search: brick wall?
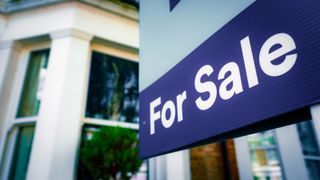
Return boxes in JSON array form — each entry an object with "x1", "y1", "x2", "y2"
[{"x1": 190, "y1": 140, "x2": 239, "y2": 180}]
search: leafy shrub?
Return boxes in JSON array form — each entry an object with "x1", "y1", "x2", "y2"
[{"x1": 78, "y1": 126, "x2": 142, "y2": 180}]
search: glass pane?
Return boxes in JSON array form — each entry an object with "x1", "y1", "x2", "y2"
[
  {"x1": 296, "y1": 120, "x2": 320, "y2": 156},
  {"x1": 247, "y1": 131, "x2": 283, "y2": 180},
  {"x1": 86, "y1": 52, "x2": 139, "y2": 123},
  {"x1": 9, "y1": 126, "x2": 35, "y2": 180},
  {"x1": 77, "y1": 125, "x2": 146, "y2": 180},
  {"x1": 17, "y1": 50, "x2": 50, "y2": 117},
  {"x1": 305, "y1": 160, "x2": 320, "y2": 180}
]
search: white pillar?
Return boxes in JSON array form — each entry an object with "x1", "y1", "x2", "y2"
[
  {"x1": 149, "y1": 150, "x2": 190, "y2": 180},
  {"x1": 0, "y1": 41, "x2": 21, "y2": 101},
  {"x1": 166, "y1": 150, "x2": 190, "y2": 180},
  {"x1": 0, "y1": 41, "x2": 22, "y2": 165},
  {"x1": 275, "y1": 125, "x2": 309, "y2": 180},
  {"x1": 149, "y1": 155, "x2": 167, "y2": 180},
  {"x1": 234, "y1": 137, "x2": 254, "y2": 180},
  {"x1": 27, "y1": 29, "x2": 93, "y2": 180},
  {"x1": 310, "y1": 104, "x2": 320, "y2": 148},
  {"x1": 0, "y1": 42, "x2": 12, "y2": 94}
]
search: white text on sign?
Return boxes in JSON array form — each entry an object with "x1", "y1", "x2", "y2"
[{"x1": 149, "y1": 33, "x2": 297, "y2": 135}]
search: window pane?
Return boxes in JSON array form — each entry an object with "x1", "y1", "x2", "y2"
[
  {"x1": 247, "y1": 131, "x2": 283, "y2": 180},
  {"x1": 296, "y1": 120, "x2": 320, "y2": 156},
  {"x1": 17, "y1": 50, "x2": 50, "y2": 117},
  {"x1": 296, "y1": 120, "x2": 320, "y2": 180},
  {"x1": 9, "y1": 126, "x2": 35, "y2": 180},
  {"x1": 305, "y1": 160, "x2": 320, "y2": 180},
  {"x1": 86, "y1": 52, "x2": 139, "y2": 123}
]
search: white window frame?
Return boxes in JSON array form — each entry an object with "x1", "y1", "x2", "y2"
[{"x1": 0, "y1": 42, "x2": 50, "y2": 180}]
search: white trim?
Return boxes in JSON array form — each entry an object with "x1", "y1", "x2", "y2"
[
  {"x1": 91, "y1": 42, "x2": 138, "y2": 62},
  {"x1": 82, "y1": 118, "x2": 138, "y2": 130},
  {"x1": 50, "y1": 29, "x2": 94, "y2": 41},
  {"x1": 12, "y1": 116, "x2": 37, "y2": 126},
  {"x1": 10, "y1": 44, "x2": 50, "y2": 122}
]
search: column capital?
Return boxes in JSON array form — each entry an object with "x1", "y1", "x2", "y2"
[
  {"x1": 50, "y1": 28, "x2": 94, "y2": 42},
  {"x1": 0, "y1": 40, "x2": 22, "y2": 51}
]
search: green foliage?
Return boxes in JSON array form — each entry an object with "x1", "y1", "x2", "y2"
[{"x1": 79, "y1": 126, "x2": 142, "y2": 180}]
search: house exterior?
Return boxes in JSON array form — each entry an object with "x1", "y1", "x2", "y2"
[
  {"x1": 0, "y1": 0, "x2": 319, "y2": 180},
  {"x1": 0, "y1": 0, "x2": 141, "y2": 179}
]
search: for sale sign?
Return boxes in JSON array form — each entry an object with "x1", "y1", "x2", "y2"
[{"x1": 139, "y1": 0, "x2": 320, "y2": 158}]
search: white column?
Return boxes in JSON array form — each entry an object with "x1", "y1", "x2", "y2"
[
  {"x1": 234, "y1": 137, "x2": 254, "y2": 180},
  {"x1": 149, "y1": 150, "x2": 190, "y2": 180},
  {"x1": 275, "y1": 125, "x2": 309, "y2": 180},
  {"x1": 0, "y1": 41, "x2": 21, "y2": 101},
  {"x1": 0, "y1": 42, "x2": 12, "y2": 94},
  {"x1": 27, "y1": 29, "x2": 93, "y2": 180},
  {"x1": 149, "y1": 155, "x2": 167, "y2": 180},
  {"x1": 310, "y1": 104, "x2": 320, "y2": 148},
  {"x1": 0, "y1": 41, "x2": 22, "y2": 165},
  {"x1": 166, "y1": 150, "x2": 190, "y2": 180}
]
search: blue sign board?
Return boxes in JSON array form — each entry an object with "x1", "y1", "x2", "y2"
[
  {"x1": 169, "y1": 0, "x2": 180, "y2": 11},
  {"x1": 139, "y1": 0, "x2": 320, "y2": 158}
]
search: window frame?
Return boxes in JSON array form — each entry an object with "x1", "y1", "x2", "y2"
[
  {"x1": 297, "y1": 118, "x2": 320, "y2": 179},
  {"x1": 247, "y1": 130, "x2": 285, "y2": 180},
  {"x1": 81, "y1": 42, "x2": 139, "y2": 130},
  {"x1": 0, "y1": 42, "x2": 50, "y2": 180}
]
